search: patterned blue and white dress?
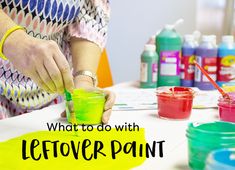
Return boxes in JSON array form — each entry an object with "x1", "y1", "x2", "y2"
[{"x1": 0, "y1": 0, "x2": 110, "y2": 119}]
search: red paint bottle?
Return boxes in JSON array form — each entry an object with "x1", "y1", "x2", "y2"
[{"x1": 157, "y1": 87, "x2": 194, "y2": 119}]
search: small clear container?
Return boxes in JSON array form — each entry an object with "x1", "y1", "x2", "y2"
[
  {"x1": 65, "y1": 89, "x2": 105, "y2": 125},
  {"x1": 156, "y1": 87, "x2": 194, "y2": 119},
  {"x1": 186, "y1": 122, "x2": 235, "y2": 170},
  {"x1": 218, "y1": 92, "x2": 235, "y2": 123}
]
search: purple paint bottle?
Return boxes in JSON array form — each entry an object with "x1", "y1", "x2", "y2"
[
  {"x1": 194, "y1": 35, "x2": 218, "y2": 90},
  {"x1": 181, "y1": 35, "x2": 198, "y2": 87}
]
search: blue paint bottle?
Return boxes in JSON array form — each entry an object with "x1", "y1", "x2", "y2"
[
  {"x1": 217, "y1": 35, "x2": 235, "y2": 86},
  {"x1": 194, "y1": 35, "x2": 218, "y2": 90},
  {"x1": 180, "y1": 35, "x2": 198, "y2": 87}
]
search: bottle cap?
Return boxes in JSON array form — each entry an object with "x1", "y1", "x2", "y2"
[
  {"x1": 210, "y1": 35, "x2": 217, "y2": 45},
  {"x1": 202, "y1": 35, "x2": 213, "y2": 42},
  {"x1": 164, "y1": 19, "x2": 184, "y2": 30},
  {"x1": 147, "y1": 35, "x2": 156, "y2": 45},
  {"x1": 164, "y1": 24, "x2": 175, "y2": 30},
  {"x1": 144, "y1": 44, "x2": 156, "y2": 51},
  {"x1": 193, "y1": 30, "x2": 201, "y2": 42},
  {"x1": 184, "y1": 34, "x2": 194, "y2": 42},
  {"x1": 155, "y1": 30, "x2": 161, "y2": 36},
  {"x1": 222, "y1": 35, "x2": 234, "y2": 44}
]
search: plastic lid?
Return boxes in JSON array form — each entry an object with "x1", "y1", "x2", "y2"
[
  {"x1": 146, "y1": 35, "x2": 156, "y2": 45},
  {"x1": 164, "y1": 24, "x2": 175, "y2": 30},
  {"x1": 164, "y1": 19, "x2": 184, "y2": 30},
  {"x1": 210, "y1": 35, "x2": 217, "y2": 45},
  {"x1": 202, "y1": 35, "x2": 214, "y2": 42},
  {"x1": 155, "y1": 30, "x2": 161, "y2": 36},
  {"x1": 222, "y1": 35, "x2": 234, "y2": 44},
  {"x1": 144, "y1": 44, "x2": 156, "y2": 51},
  {"x1": 184, "y1": 34, "x2": 194, "y2": 42}
]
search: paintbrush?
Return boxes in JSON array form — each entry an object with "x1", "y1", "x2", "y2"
[
  {"x1": 194, "y1": 60, "x2": 231, "y2": 100},
  {"x1": 65, "y1": 89, "x2": 78, "y2": 136},
  {"x1": 68, "y1": 101, "x2": 78, "y2": 136}
]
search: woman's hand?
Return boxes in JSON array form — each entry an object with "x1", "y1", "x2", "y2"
[
  {"x1": 3, "y1": 29, "x2": 74, "y2": 94},
  {"x1": 61, "y1": 76, "x2": 115, "y2": 124}
]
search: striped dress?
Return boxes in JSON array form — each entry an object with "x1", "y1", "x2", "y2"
[{"x1": 0, "y1": 0, "x2": 110, "y2": 119}]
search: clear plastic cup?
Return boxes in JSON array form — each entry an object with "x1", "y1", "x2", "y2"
[
  {"x1": 186, "y1": 121, "x2": 235, "y2": 170},
  {"x1": 218, "y1": 92, "x2": 235, "y2": 123},
  {"x1": 156, "y1": 87, "x2": 194, "y2": 119},
  {"x1": 65, "y1": 89, "x2": 105, "y2": 125}
]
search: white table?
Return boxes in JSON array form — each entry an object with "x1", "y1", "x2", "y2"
[{"x1": 0, "y1": 82, "x2": 219, "y2": 170}]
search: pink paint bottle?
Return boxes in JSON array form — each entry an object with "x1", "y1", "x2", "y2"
[{"x1": 218, "y1": 93, "x2": 235, "y2": 123}]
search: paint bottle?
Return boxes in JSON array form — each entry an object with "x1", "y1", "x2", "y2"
[
  {"x1": 140, "y1": 44, "x2": 158, "y2": 88},
  {"x1": 217, "y1": 35, "x2": 235, "y2": 86},
  {"x1": 156, "y1": 21, "x2": 183, "y2": 87},
  {"x1": 180, "y1": 34, "x2": 198, "y2": 87},
  {"x1": 194, "y1": 35, "x2": 218, "y2": 90}
]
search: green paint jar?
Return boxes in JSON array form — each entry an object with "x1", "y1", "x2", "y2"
[
  {"x1": 186, "y1": 121, "x2": 235, "y2": 170},
  {"x1": 65, "y1": 89, "x2": 105, "y2": 125},
  {"x1": 140, "y1": 44, "x2": 158, "y2": 88},
  {"x1": 156, "y1": 25, "x2": 182, "y2": 86}
]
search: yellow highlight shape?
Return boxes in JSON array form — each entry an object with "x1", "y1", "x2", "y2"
[{"x1": 0, "y1": 128, "x2": 147, "y2": 170}]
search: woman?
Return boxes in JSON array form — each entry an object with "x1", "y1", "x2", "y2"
[{"x1": 0, "y1": 0, "x2": 115, "y2": 123}]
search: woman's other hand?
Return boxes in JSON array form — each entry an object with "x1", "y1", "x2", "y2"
[{"x1": 61, "y1": 76, "x2": 115, "y2": 124}]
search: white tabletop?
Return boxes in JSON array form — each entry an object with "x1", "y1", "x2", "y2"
[{"x1": 0, "y1": 82, "x2": 219, "y2": 170}]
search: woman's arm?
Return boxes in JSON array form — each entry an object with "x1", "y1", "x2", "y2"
[
  {"x1": 70, "y1": 38, "x2": 115, "y2": 123},
  {"x1": 0, "y1": 9, "x2": 18, "y2": 39},
  {"x1": 62, "y1": 0, "x2": 114, "y2": 123},
  {"x1": 70, "y1": 38, "x2": 101, "y2": 87}
]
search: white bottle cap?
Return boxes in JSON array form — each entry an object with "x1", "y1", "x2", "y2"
[
  {"x1": 202, "y1": 35, "x2": 212, "y2": 42},
  {"x1": 193, "y1": 31, "x2": 201, "y2": 39},
  {"x1": 210, "y1": 35, "x2": 217, "y2": 45},
  {"x1": 184, "y1": 34, "x2": 194, "y2": 42},
  {"x1": 146, "y1": 35, "x2": 156, "y2": 45},
  {"x1": 164, "y1": 19, "x2": 184, "y2": 30},
  {"x1": 144, "y1": 44, "x2": 156, "y2": 51},
  {"x1": 155, "y1": 30, "x2": 161, "y2": 36},
  {"x1": 164, "y1": 24, "x2": 174, "y2": 30},
  {"x1": 222, "y1": 35, "x2": 234, "y2": 44}
]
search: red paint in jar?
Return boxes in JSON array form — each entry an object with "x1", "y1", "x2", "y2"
[
  {"x1": 157, "y1": 87, "x2": 194, "y2": 119},
  {"x1": 218, "y1": 93, "x2": 235, "y2": 123}
]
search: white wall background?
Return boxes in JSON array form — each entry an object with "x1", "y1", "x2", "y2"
[{"x1": 106, "y1": 0, "x2": 197, "y2": 84}]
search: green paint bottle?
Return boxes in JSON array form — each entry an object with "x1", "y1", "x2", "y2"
[
  {"x1": 140, "y1": 44, "x2": 158, "y2": 88},
  {"x1": 156, "y1": 22, "x2": 183, "y2": 87}
]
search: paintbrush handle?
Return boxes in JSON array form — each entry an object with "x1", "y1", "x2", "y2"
[{"x1": 194, "y1": 61, "x2": 228, "y2": 97}]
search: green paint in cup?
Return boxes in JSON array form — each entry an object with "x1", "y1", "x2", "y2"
[
  {"x1": 65, "y1": 89, "x2": 105, "y2": 125},
  {"x1": 186, "y1": 121, "x2": 235, "y2": 170}
]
